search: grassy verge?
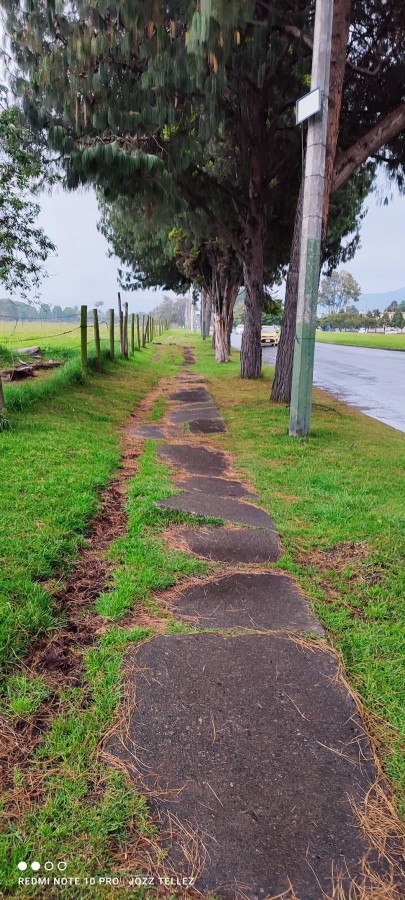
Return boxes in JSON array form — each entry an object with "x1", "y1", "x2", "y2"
[
  {"x1": 0, "y1": 444, "x2": 206, "y2": 895},
  {"x1": 0, "y1": 344, "x2": 179, "y2": 674},
  {"x1": 187, "y1": 334, "x2": 405, "y2": 815},
  {"x1": 316, "y1": 331, "x2": 405, "y2": 350},
  {"x1": 0, "y1": 336, "x2": 215, "y2": 895}
]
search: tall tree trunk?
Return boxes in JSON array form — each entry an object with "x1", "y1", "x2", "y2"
[
  {"x1": 227, "y1": 311, "x2": 234, "y2": 355},
  {"x1": 206, "y1": 248, "x2": 241, "y2": 362},
  {"x1": 271, "y1": 0, "x2": 351, "y2": 403},
  {"x1": 213, "y1": 313, "x2": 231, "y2": 363},
  {"x1": 240, "y1": 97, "x2": 267, "y2": 379},
  {"x1": 271, "y1": 182, "x2": 303, "y2": 402},
  {"x1": 202, "y1": 288, "x2": 212, "y2": 340},
  {"x1": 211, "y1": 282, "x2": 239, "y2": 363},
  {"x1": 241, "y1": 252, "x2": 263, "y2": 378}
]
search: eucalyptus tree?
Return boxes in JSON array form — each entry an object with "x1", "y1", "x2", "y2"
[
  {"x1": 0, "y1": 0, "x2": 311, "y2": 377},
  {"x1": 0, "y1": 99, "x2": 55, "y2": 423}
]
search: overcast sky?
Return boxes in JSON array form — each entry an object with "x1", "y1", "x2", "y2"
[{"x1": 32, "y1": 178, "x2": 405, "y2": 312}]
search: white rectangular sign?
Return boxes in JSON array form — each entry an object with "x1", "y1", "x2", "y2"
[{"x1": 296, "y1": 88, "x2": 321, "y2": 125}]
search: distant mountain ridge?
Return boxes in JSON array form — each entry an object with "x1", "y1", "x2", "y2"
[{"x1": 358, "y1": 286, "x2": 405, "y2": 312}]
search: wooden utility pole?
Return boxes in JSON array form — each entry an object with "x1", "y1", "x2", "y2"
[
  {"x1": 109, "y1": 309, "x2": 115, "y2": 360},
  {"x1": 289, "y1": 0, "x2": 333, "y2": 437}
]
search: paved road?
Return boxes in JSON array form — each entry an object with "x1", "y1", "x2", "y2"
[{"x1": 231, "y1": 335, "x2": 405, "y2": 433}]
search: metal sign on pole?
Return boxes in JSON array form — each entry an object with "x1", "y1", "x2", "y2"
[
  {"x1": 289, "y1": 0, "x2": 333, "y2": 437},
  {"x1": 296, "y1": 88, "x2": 321, "y2": 125}
]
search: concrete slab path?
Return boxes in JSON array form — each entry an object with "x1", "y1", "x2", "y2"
[{"x1": 105, "y1": 347, "x2": 392, "y2": 898}]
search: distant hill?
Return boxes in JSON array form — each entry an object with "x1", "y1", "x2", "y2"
[{"x1": 357, "y1": 286, "x2": 405, "y2": 312}]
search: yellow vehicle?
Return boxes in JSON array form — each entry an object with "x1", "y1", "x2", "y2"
[{"x1": 260, "y1": 326, "x2": 280, "y2": 346}]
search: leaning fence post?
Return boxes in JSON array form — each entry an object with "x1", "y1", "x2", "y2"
[
  {"x1": 136, "y1": 314, "x2": 141, "y2": 350},
  {"x1": 130, "y1": 313, "x2": 135, "y2": 355},
  {"x1": 81, "y1": 304, "x2": 88, "y2": 375},
  {"x1": 109, "y1": 309, "x2": 115, "y2": 361},
  {"x1": 93, "y1": 308, "x2": 101, "y2": 370}
]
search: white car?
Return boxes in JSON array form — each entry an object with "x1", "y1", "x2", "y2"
[{"x1": 235, "y1": 324, "x2": 244, "y2": 334}]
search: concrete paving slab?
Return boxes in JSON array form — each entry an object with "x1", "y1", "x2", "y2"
[
  {"x1": 170, "y1": 572, "x2": 321, "y2": 632},
  {"x1": 106, "y1": 633, "x2": 378, "y2": 898},
  {"x1": 175, "y1": 476, "x2": 256, "y2": 499},
  {"x1": 158, "y1": 492, "x2": 275, "y2": 529},
  {"x1": 169, "y1": 388, "x2": 212, "y2": 404},
  {"x1": 174, "y1": 526, "x2": 280, "y2": 563},
  {"x1": 158, "y1": 444, "x2": 229, "y2": 476},
  {"x1": 188, "y1": 419, "x2": 227, "y2": 434},
  {"x1": 130, "y1": 424, "x2": 165, "y2": 439},
  {"x1": 169, "y1": 404, "x2": 221, "y2": 424}
]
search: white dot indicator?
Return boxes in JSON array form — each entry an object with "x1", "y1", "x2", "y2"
[
  {"x1": 44, "y1": 861, "x2": 54, "y2": 871},
  {"x1": 17, "y1": 862, "x2": 27, "y2": 871},
  {"x1": 31, "y1": 862, "x2": 41, "y2": 872},
  {"x1": 57, "y1": 861, "x2": 67, "y2": 871}
]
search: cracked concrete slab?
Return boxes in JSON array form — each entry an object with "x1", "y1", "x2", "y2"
[
  {"x1": 172, "y1": 526, "x2": 279, "y2": 563},
  {"x1": 130, "y1": 424, "x2": 165, "y2": 439},
  {"x1": 169, "y1": 404, "x2": 222, "y2": 424},
  {"x1": 188, "y1": 419, "x2": 227, "y2": 434},
  {"x1": 175, "y1": 476, "x2": 257, "y2": 500},
  {"x1": 158, "y1": 492, "x2": 275, "y2": 529},
  {"x1": 169, "y1": 388, "x2": 212, "y2": 404},
  {"x1": 169, "y1": 572, "x2": 321, "y2": 633},
  {"x1": 158, "y1": 444, "x2": 229, "y2": 476},
  {"x1": 106, "y1": 633, "x2": 379, "y2": 899}
]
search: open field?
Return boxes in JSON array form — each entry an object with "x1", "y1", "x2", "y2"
[
  {"x1": 0, "y1": 331, "x2": 404, "y2": 893},
  {"x1": 316, "y1": 330, "x2": 405, "y2": 350}
]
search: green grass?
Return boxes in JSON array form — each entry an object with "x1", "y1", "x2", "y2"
[
  {"x1": 1, "y1": 326, "x2": 404, "y2": 894},
  {"x1": 148, "y1": 395, "x2": 167, "y2": 421},
  {"x1": 95, "y1": 441, "x2": 206, "y2": 619},
  {"x1": 0, "y1": 333, "x2": 212, "y2": 895},
  {"x1": 189, "y1": 335, "x2": 405, "y2": 814},
  {"x1": 0, "y1": 344, "x2": 180, "y2": 675},
  {"x1": 316, "y1": 330, "x2": 405, "y2": 350}
]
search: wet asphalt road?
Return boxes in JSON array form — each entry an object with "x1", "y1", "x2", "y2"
[{"x1": 231, "y1": 335, "x2": 405, "y2": 433}]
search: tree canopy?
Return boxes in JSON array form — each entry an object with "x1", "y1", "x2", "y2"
[
  {"x1": 0, "y1": 102, "x2": 55, "y2": 299},
  {"x1": 318, "y1": 270, "x2": 361, "y2": 313}
]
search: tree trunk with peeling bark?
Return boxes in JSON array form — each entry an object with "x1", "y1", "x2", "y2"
[{"x1": 204, "y1": 248, "x2": 241, "y2": 363}]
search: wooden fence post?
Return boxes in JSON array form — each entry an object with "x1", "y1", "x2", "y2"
[
  {"x1": 130, "y1": 313, "x2": 135, "y2": 354},
  {"x1": 136, "y1": 314, "x2": 141, "y2": 350},
  {"x1": 93, "y1": 308, "x2": 101, "y2": 370},
  {"x1": 81, "y1": 304, "x2": 87, "y2": 375},
  {"x1": 142, "y1": 315, "x2": 147, "y2": 347},
  {"x1": 123, "y1": 303, "x2": 129, "y2": 359},
  {"x1": 109, "y1": 309, "x2": 115, "y2": 360},
  {"x1": 118, "y1": 291, "x2": 124, "y2": 357}
]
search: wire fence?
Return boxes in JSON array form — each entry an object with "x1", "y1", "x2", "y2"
[{"x1": 0, "y1": 306, "x2": 169, "y2": 416}]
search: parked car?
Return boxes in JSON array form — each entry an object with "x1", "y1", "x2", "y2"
[
  {"x1": 235, "y1": 324, "x2": 244, "y2": 334},
  {"x1": 260, "y1": 326, "x2": 280, "y2": 346}
]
